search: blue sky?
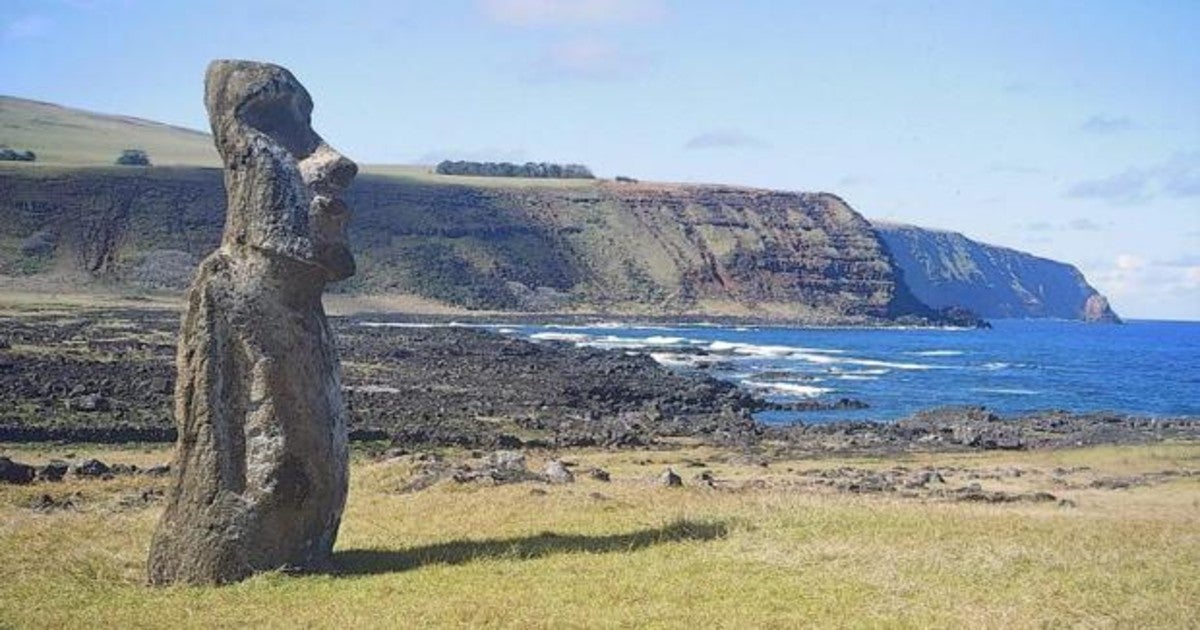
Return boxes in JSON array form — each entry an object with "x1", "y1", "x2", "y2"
[{"x1": 3, "y1": 0, "x2": 1198, "y2": 319}]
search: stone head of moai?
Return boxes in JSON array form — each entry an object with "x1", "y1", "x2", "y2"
[{"x1": 204, "y1": 60, "x2": 357, "y2": 282}]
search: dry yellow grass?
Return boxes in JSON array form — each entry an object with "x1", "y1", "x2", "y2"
[{"x1": 1, "y1": 443, "x2": 1197, "y2": 629}]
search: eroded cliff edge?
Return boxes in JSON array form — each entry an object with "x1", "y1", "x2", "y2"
[
  {"x1": 873, "y1": 221, "x2": 1120, "y2": 323},
  {"x1": 0, "y1": 166, "x2": 952, "y2": 324}
]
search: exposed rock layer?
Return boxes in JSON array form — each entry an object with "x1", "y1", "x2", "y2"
[
  {"x1": 874, "y1": 222, "x2": 1120, "y2": 322},
  {"x1": 0, "y1": 169, "x2": 948, "y2": 323}
]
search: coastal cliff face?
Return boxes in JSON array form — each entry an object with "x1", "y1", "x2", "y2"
[
  {"x1": 0, "y1": 166, "x2": 935, "y2": 323},
  {"x1": 873, "y1": 222, "x2": 1121, "y2": 322}
]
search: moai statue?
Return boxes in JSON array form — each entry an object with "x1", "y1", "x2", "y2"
[{"x1": 148, "y1": 60, "x2": 357, "y2": 585}]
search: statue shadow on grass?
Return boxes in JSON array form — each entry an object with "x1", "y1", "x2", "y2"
[{"x1": 332, "y1": 518, "x2": 728, "y2": 577}]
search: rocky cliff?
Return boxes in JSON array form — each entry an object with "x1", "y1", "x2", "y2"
[
  {"x1": 0, "y1": 165, "x2": 946, "y2": 324},
  {"x1": 0, "y1": 96, "x2": 1112, "y2": 325},
  {"x1": 873, "y1": 222, "x2": 1120, "y2": 322}
]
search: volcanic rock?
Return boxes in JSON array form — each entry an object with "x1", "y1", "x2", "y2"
[
  {"x1": 148, "y1": 60, "x2": 358, "y2": 586},
  {"x1": 0, "y1": 456, "x2": 36, "y2": 485}
]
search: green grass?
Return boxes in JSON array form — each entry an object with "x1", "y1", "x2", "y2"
[
  {"x1": 1, "y1": 443, "x2": 1197, "y2": 628},
  {"x1": 0, "y1": 96, "x2": 218, "y2": 167},
  {"x1": 361, "y1": 164, "x2": 606, "y2": 189}
]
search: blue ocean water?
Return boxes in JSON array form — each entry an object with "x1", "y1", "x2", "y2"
[{"x1": 494, "y1": 319, "x2": 1200, "y2": 423}]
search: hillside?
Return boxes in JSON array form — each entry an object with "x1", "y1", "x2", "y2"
[
  {"x1": 0, "y1": 164, "x2": 945, "y2": 323},
  {"x1": 0, "y1": 95, "x2": 1111, "y2": 324},
  {"x1": 874, "y1": 222, "x2": 1120, "y2": 322},
  {"x1": 0, "y1": 96, "x2": 218, "y2": 167}
]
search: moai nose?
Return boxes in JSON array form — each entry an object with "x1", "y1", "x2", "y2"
[{"x1": 302, "y1": 145, "x2": 358, "y2": 192}]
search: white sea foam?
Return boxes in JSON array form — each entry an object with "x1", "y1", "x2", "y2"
[
  {"x1": 907, "y1": 350, "x2": 964, "y2": 357},
  {"x1": 582, "y1": 335, "x2": 692, "y2": 350},
  {"x1": 982, "y1": 362, "x2": 1011, "y2": 370},
  {"x1": 708, "y1": 341, "x2": 844, "y2": 357},
  {"x1": 530, "y1": 332, "x2": 592, "y2": 343},
  {"x1": 840, "y1": 357, "x2": 941, "y2": 370},
  {"x1": 837, "y1": 374, "x2": 879, "y2": 381},
  {"x1": 741, "y1": 380, "x2": 832, "y2": 397},
  {"x1": 649, "y1": 352, "x2": 699, "y2": 367},
  {"x1": 794, "y1": 352, "x2": 840, "y2": 364}
]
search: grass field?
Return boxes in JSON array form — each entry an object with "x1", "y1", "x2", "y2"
[
  {"x1": 0, "y1": 96, "x2": 609, "y2": 190},
  {"x1": 0, "y1": 96, "x2": 218, "y2": 167},
  {"x1": 1, "y1": 442, "x2": 1197, "y2": 628}
]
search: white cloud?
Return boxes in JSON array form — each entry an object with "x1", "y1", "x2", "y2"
[
  {"x1": 1080, "y1": 114, "x2": 1136, "y2": 134},
  {"x1": 1115, "y1": 253, "x2": 1144, "y2": 271},
  {"x1": 1087, "y1": 254, "x2": 1200, "y2": 320},
  {"x1": 478, "y1": 0, "x2": 667, "y2": 27},
  {"x1": 1023, "y1": 218, "x2": 1106, "y2": 232},
  {"x1": 1067, "y1": 150, "x2": 1200, "y2": 204}
]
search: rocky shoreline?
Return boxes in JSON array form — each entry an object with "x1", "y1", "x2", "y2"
[{"x1": 0, "y1": 306, "x2": 1195, "y2": 453}]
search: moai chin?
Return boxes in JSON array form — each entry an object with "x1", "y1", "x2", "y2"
[{"x1": 148, "y1": 60, "x2": 356, "y2": 585}]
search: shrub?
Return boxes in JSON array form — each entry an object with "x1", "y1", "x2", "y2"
[
  {"x1": 435, "y1": 160, "x2": 594, "y2": 179},
  {"x1": 115, "y1": 149, "x2": 151, "y2": 166},
  {"x1": 0, "y1": 146, "x2": 36, "y2": 162}
]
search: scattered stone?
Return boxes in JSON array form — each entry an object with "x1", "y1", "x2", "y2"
[
  {"x1": 493, "y1": 434, "x2": 522, "y2": 449},
  {"x1": 588, "y1": 491, "x2": 610, "y2": 501},
  {"x1": 1, "y1": 456, "x2": 36, "y2": 485},
  {"x1": 399, "y1": 465, "x2": 449, "y2": 493},
  {"x1": 29, "y1": 493, "x2": 79, "y2": 512},
  {"x1": 905, "y1": 470, "x2": 945, "y2": 488},
  {"x1": 1089, "y1": 476, "x2": 1139, "y2": 490},
  {"x1": 1058, "y1": 498, "x2": 1078, "y2": 509},
  {"x1": 543, "y1": 460, "x2": 575, "y2": 484},
  {"x1": 485, "y1": 451, "x2": 536, "y2": 484},
  {"x1": 587, "y1": 467, "x2": 611, "y2": 482},
  {"x1": 489, "y1": 450, "x2": 526, "y2": 471},
  {"x1": 67, "y1": 394, "x2": 110, "y2": 413},
  {"x1": 117, "y1": 488, "x2": 165, "y2": 510},
  {"x1": 660, "y1": 468, "x2": 683, "y2": 487},
  {"x1": 149, "y1": 60, "x2": 359, "y2": 586},
  {"x1": 37, "y1": 460, "x2": 70, "y2": 482},
  {"x1": 529, "y1": 487, "x2": 548, "y2": 496},
  {"x1": 839, "y1": 473, "x2": 895, "y2": 493},
  {"x1": 73, "y1": 459, "x2": 111, "y2": 478},
  {"x1": 110, "y1": 463, "x2": 139, "y2": 475},
  {"x1": 143, "y1": 464, "x2": 171, "y2": 477},
  {"x1": 944, "y1": 486, "x2": 1057, "y2": 504}
]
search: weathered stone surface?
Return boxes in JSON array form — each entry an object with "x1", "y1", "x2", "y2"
[
  {"x1": 0, "y1": 456, "x2": 36, "y2": 485},
  {"x1": 147, "y1": 60, "x2": 357, "y2": 586},
  {"x1": 543, "y1": 460, "x2": 574, "y2": 484},
  {"x1": 875, "y1": 221, "x2": 1122, "y2": 323},
  {"x1": 37, "y1": 460, "x2": 69, "y2": 482},
  {"x1": 660, "y1": 468, "x2": 683, "y2": 487},
  {"x1": 1083, "y1": 294, "x2": 1121, "y2": 324}
]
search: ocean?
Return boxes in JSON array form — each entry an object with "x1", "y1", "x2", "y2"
[{"x1": 485, "y1": 319, "x2": 1200, "y2": 424}]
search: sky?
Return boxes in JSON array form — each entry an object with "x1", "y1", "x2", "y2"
[{"x1": 3, "y1": 0, "x2": 1198, "y2": 320}]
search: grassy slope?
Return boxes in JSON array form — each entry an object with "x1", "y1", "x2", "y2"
[
  {"x1": 0, "y1": 96, "x2": 218, "y2": 167},
  {"x1": 0, "y1": 443, "x2": 1196, "y2": 628}
]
